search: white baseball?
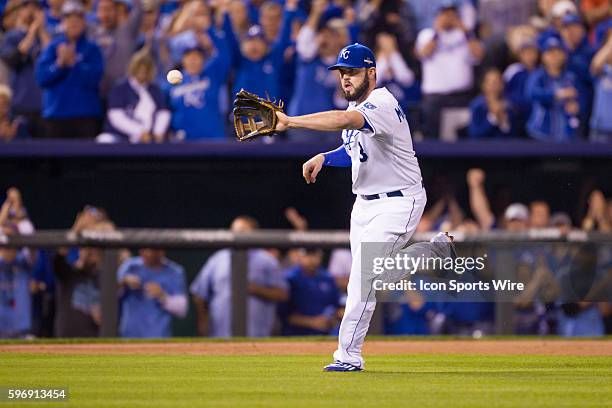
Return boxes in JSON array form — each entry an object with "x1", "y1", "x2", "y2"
[{"x1": 166, "y1": 70, "x2": 183, "y2": 85}]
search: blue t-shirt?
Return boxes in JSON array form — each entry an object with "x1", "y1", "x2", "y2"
[
  {"x1": 288, "y1": 56, "x2": 338, "y2": 116},
  {"x1": 224, "y1": 11, "x2": 296, "y2": 101},
  {"x1": 590, "y1": 65, "x2": 612, "y2": 133},
  {"x1": 0, "y1": 252, "x2": 31, "y2": 336},
  {"x1": 0, "y1": 29, "x2": 43, "y2": 113},
  {"x1": 283, "y1": 266, "x2": 340, "y2": 336},
  {"x1": 117, "y1": 257, "x2": 186, "y2": 338},
  {"x1": 167, "y1": 31, "x2": 230, "y2": 140},
  {"x1": 504, "y1": 62, "x2": 533, "y2": 129}
]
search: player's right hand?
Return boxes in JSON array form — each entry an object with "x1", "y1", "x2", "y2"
[{"x1": 302, "y1": 154, "x2": 325, "y2": 184}]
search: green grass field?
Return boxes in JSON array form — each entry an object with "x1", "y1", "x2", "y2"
[{"x1": 2, "y1": 351, "x2": 611, "y2": 407}]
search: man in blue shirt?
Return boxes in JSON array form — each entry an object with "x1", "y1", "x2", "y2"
[
  {"x1": 287, "y1": 0, "x2": 349, "y2": 141},
  {"x1": 222, "y1": 0, "x2": 297, "y2": 102},
  {"x1": 503, "y1": 39, "x2": 539, "y2": 136},
  {"x1": 168, "y1": 30, "x2": 230, "y2": 140},
  {"x1": 190, "y1": 216, "x2": 288, "y2": 337},
  {"x1": 469, "y1": 68, "x2": 514, "y2": 138},
  {"x1": 526, "y1": 37, "x2": 583, "y2": 142},
  {"x1": 559, "y1": 14, "x2": 595, "y2": 137},
  {"x1": 589, "y1": 30, "x2": 612, "y2": 142},
  {"x1": 45, "y1": 0, "x2": 64, "y2": 37},
  {"x1": 0, "y1": 224, "x2": 32, "y2": 338},
  {"x1": 35, "y1": 0, "x2": 104, "y2": 138},
  {"x1": 282, "y1": 249, "x2": 341, "y2": 336},
  {"x1": 118, "y1": 249, "x2": 187, "y2": 338},
  {"x1": 0, "y1": 0, "x2": 49, "y2": 138}
]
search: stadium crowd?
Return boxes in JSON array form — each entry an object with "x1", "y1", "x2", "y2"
[
  {"x1": 0, "y1": 0, "x2": 611, "y2": 142},
  {"x1": 1, "y1": 168, "x2": 610, "y2": 339}
]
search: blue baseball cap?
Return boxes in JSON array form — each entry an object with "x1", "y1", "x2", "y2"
[
  {"x1": 540, "y1": 37, "x2": 565, "y2": 53},
  {"x1": 244, "y1": 25, "x2": 265, "y2": 41},
  {"x1": 561, "y1": 13, "x2": 582, "y2": 27},
  {"x1": 328, "y1": 43, "x2": 376, "y2": 71},
  {"x1": 437, "y1": 0, "x2": 459, "y2": 13}
]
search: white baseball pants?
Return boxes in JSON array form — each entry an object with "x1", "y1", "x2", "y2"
[{"x1": 333, "y1": 185, "x2": 427, "y2": 368}]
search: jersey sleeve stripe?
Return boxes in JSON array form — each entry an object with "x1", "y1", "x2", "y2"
[{"x1": 356, "y1": 109, "x2": 376, "y2": 134}]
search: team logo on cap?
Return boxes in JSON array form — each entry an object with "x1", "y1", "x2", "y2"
[{"x1": 341, "y1": 49, "x2": 350, "y2": 59}]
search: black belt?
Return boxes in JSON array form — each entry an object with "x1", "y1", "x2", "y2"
[{"x1": 361, "y1": 190, "x2": 404, "y2": 201}]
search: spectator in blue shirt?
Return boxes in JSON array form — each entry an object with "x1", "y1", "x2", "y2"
[
  {"x1": 526, "y1": 37, "x2": 582, "y2": 142},
  {"x1": 556, "y1": 244, "x2": 606, "y2": 337},
  {"x1": 383, "y1": 288, "x2": 435, "y2": 335},
  {"x1": 282, "y1": 249, "x2": 341, "y2": 336},
  {"x1": 0, "y1": 224, "x2": 33, "y2": 338},
  {"x1": 287, "y1": 0, "x2": 349, "y2": 141},
  {"x1": 45, "y1": 0, "x2": 64, "y2": 37},
  {"x1": 559, "y1": 14, "x2": 595, "y2": 137},
  {"x1": 167, "y1": 29, "x2": 230, "y2": 140},
  {"x1": 0, "y1": 0, "x2": 49, "y2": 138},
  {"x1": 503, "y1": 39, "x2": 539, "y2": 137},
  {"x1": 0, "y1": 85, "x2": 30, "y2": 141},
  {"x1": 222, "y1": 0, "x2": 298, "y2": 102},
  {"x1": 589, "y1": 31, "x2": 612, "y2": 142},
  {"x1": 98, "y1": 51, "x2": 171, "y2": 143},
  {"x1": 35, "y1": 0, "x2": 104, "y2": 139},
  {"x1": 118, "y1": 249, "x2": 187, "y2": 338},
  {"x1": 469, "y1": 68, "x2": 514, "y2": 138},
  {"x1": 190, "y1": 216, "x2": 288, "y2": 337},
  {"x1": 436, "y1": 301, "x2": 495, "y2": 336}
]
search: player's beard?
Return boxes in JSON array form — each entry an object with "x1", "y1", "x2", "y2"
[{"x1": 343, "y1": 75, "x2": 370, "y2": 102}]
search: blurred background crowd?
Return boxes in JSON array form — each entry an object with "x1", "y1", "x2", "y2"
[
  {"x1": 1, "y1": 166, "x2": 610, "y2": 339},
  {"x1": 0, "y1": 0, "x2": 611, "y2": 143}
]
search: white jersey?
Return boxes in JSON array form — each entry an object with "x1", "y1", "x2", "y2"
[{"x1": 341, "y1": 87, "x2": 422, "y2": 195}]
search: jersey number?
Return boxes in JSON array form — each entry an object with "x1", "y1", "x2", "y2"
[{"x1": 358, "y1": 142, "x2": 368, "y2": 162}]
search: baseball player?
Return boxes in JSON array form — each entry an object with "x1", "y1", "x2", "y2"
[{"x1": 275, "y1": 43, "x2": 452, "y2": 372}]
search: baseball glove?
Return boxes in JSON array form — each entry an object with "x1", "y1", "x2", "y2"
[{"x1": 233, "y1": 89, "x2": 284, "y2": 141}]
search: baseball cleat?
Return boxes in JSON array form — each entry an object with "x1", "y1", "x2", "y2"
[{"x1": 323, "y1": 361, "x2": 363, "y2": 372}]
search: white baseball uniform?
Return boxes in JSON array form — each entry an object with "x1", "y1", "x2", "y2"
[{"x1": 334, "y1": 87, "x2": 427, "y2": 368}]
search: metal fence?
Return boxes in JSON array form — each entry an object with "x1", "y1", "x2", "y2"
[{"x1": 2, "y1": 229, "x2": 611, "y2": 337}]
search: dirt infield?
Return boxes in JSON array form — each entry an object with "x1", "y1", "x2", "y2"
[{"x1": 1, "y1": 339, "x2": 610, "y2": 356}]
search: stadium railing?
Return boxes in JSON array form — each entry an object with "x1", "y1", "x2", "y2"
[
  {"x1": 1, "y1": 228, "x2": 611, "y2": 337},
  {"x1": 2, "y1": 140, "x2": 612, "y2": 158}
]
